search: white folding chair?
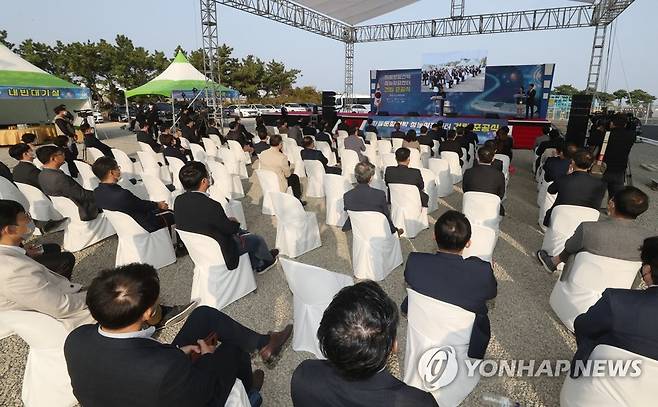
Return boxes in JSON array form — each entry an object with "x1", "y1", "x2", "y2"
[
  {"x1": 420, "y1": 145, "x2": 431, "y2": 168},
  {"x1": 0, "y1": 311, "x2": 77, "y2": 407},
  {"x1": 389, "y1": 184, "x2": 429, "y2": 238},
  {"x1": 208, "y1": 134, "x2": 224, "y2": 150},
  {"x1": 177, "y1": 230, "x2": 256, "y2": 310},
  {"x1": 166, "y1": 156, "x2": 186, "y2": 191},
  {"x1": 137, "y1": 151, "x2": 172, "y2": 184},
  {"x1": 365, "y1": 143, "x2": 380, "y2": 168},
  {"x1": 315, "y1": 141, "x2": 336, "y2": 167},
  {"x1": 202, "y1": 137, "x2": 220, "y2": 160},
  {"x1": 207, "y1": 160, "x2": 245, "y2": 199},
  {"x1": 462, "y1": 224, "x2": 498, "y2": 263},
  {"x1": 404, "y1": 289, "x2": 480, "y2": 407},
  {"x1": 141, "y1": 174, "x2": 180, "y2": 209},
  {"x1": 428, "y1": 158, "x2": 454, "y2": 197},
  {"x1": 0, "y1": 175, "x2": 30, "y2": 211},
  {"x1": 549, "y1": 252, "x2": 641, "y2": 332},
  {"x1": 227, "y1": 140, "x2": 250, "y2": 178},
  {"x1": 541, "y1": 205, "x2": 600, "y2": 257},
  {"x1": 303, "y1": 160, "x2": 326, "y2": 198},
  {"x1": 74, "y1": 160, "x2": 99, "y2": 190},
  {"x1": 377, "y1": 139, "x2": 392, "y2": 154},
  {"x1": 341, "y1": 149, "x2": 359, "y2": 184},
  {"x1": 408, "y1": 148, "x2": 422, "y2": 169},
  {"x1": 16, "y1": 183, "x2": 63, "y2": 224},
  {"x1": 347, "y1": 210, "x2": 403, "y2": 281},
  {"x1": 189, "y1": 143, "x2": 208, "y2": 164},
  {"x1": 178, "y1": 137, "x2": 191, "y2": 150},
  {"x1": 441, "y1": 151, "x2": 463, "y2": 184},
  {"x1": 112, "y1": 148, "x2": 142, "y2": 180},
  {"x1": 337, "y1": 130, "x2": 348, "y2": 139},
  {"x1": 420, "y1": 168, "x2": 439, "y2": 213},
  {"x1": 463, "y1": 144, "x2": 475, "y2": 170},
  {"x1": 255, "y1": 169, "x2": 287, "y2": 215},
  {"x1": 219, "y1": 146, "x2": 248, "y2": 180},
  {"x1": 103, "y1": 210, "x2": 176, "y2": 269},
  {"x1": 324, "y1": 174, "x2": 351, "y2": 227},
  {"x1": 392, "y1": 138, "x2": 403, "y2": 150},
  {"x1": 535, "y1": 148, "x2": 557, "y2": 183},
  {"x1": 85, "y1": 147, "x2": 105, "y2": 163},
  {"x1": 118, "y1": 177, "x2": 150, "y2": 200},
  {"x1": 365, "y1": 132, "x2": 378, "y2": 145},
  {"x1": 270, "y1": 192, "x2": 321, "y2": 258},
  {"x1": 560, "y1": 345, "x2": 658, "y2": 407},
  {"x1": 462, "y1": 191, "x2": 502, "y2": 232},
  {"x1": 494, "y1": 153, "x2": 510, "y2": 180},
  {"x1": 50, "y1": 196, "x2": 115, "y2": 252},
  {"x1": 381, "y1": 153, "x2": 398, "y2": 169},
  {"x1": 291, "y1": 146, "x2": 306, "y2": 179},
  {"x1": 280, "y1": 258, "x2": 353, "y2": 358}
]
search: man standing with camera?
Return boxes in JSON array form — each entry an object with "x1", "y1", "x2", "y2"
[
  {"x1": 589, "y1": 114, "x2": 636, "y2": 198},
  {"x1": 53, "y1": 104, "x2": 79, "y2": 163}
]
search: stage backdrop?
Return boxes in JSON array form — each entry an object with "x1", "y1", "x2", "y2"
[{"x1": 371, "y1": 64, "x2": 555, "y2": 119}]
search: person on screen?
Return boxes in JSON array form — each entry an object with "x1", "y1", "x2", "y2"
[{"x1": 526, "y1": 84, "x2": 537, "y2": 118}]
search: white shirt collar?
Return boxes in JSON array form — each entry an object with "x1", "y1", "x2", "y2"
[
  {"x1": 0, "y1": 244, "x2": 26, "y2": 255},
  {"x1": 97, "y1": 325, "x2": 156, "y2": 340}
]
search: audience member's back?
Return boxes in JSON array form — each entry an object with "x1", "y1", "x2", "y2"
[{"x1": 547, "y1": 149, "x2": 605, "y2": 216}]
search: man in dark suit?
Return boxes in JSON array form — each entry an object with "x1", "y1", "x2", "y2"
[
  {"x1": 53, "y1": 135, "x2": 79, "y2": 179},
  {"x1": 0, "y1": 160, "x2": 13, "y2": 183},
  {"x1": 174, "y1": 161, "x2": 278, "y2": 273},
  {"x1": 136, "y1": 122, "x2": 163, "y2": 153},
  {"x1": 462, "y1": 123, "x2": 479, "y2": 147},
  {"x1": 570, "y1": 236, "x2": 658, "y2": 377},
  {"x1": 300, "y1": 136, "x2": 340, "y2": 175},
  {"x1": 402, "y1": 211, "x2": 497, "y2": 359},
  {"x1": 181, "y1": 118, "x2": 201, "y2": 145},
  {"x1": 483, "y1": 140, "x2": 504, "y2": 172},
  {"x1": 589, "y1": 114, "x2": 636, "y2": 198},
  {"x1": 343, "y1": 161, "x2": 400, "y2": 235},
  {"x1": 37, "y1": 145, "x2": 100, "y2": 221},
  {"x1": 417, "y1": 125, "x2": 434, "y2": 156},
  {"x1": 291, "y1": 281, "x2": 438, "y2": 407},
  {"x1": 534, "y1": 129, "x2": 562, "y2": 170},
  {"x1": 226, "y1": 121, "x2": 254, "y2": 153},
  {"x1": 253, "y1": 127, "x2": 270, "y2": 156},
  {"x1": 364, "y1": 118, "x2": 378, "y2": 135},
  {"x1": 160, "y1": 133, "x2": 190, "y2": 164},
  {"x1": 543, "y1": 149, "x2": 606, "y2": 227},
  {"x1": 287, "y1": 120, "x2": 303, "y2": 147},
  {"x1": 301, "y1": 120, "x2": 317, "y2": 136},
  {"x1": 81, "y1": 123, "x2": 114, "y2": 158},
  {"x1": 65, "y1": 263, "x2": 293, "y2": 407},
  {"x1": 526, "y1": 83, "x2": 537, "y2": 118},
  {"x1": 390, "y1": 122, "x2": 405, "y2": 139},
  {"x1": 463, "y1": 146, "x2": 506, "y2": 215},
  {"x1": 543, "y1": 142, "x2": 578, "y2": 183},
  {"x1": 314, "y1": 124, "x2": 333, "y2": 145},
  {"x1": 439, "y1": 129, "x2": 464, "y2": 166},
  {"x1": 9, "y1": 143, "x2": 41, "y2": 190},
  {"x1": 428, "y1": 121, "x2": 446, "y2": 142},
  {"x1": 384, "y1": 147, "x2": 429, "y2": 208}
]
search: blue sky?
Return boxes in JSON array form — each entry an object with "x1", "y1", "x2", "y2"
[{"x1": 3, "y1": 0, "x2": 655, "y2": 96}]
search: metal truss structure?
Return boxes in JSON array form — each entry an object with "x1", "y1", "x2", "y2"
[
  {"x1": 201, "y1": 0, "x2": 636, "y2": 111},
  {"x1": 200, "y1": 0, "x2": 222, "y2": 124}
]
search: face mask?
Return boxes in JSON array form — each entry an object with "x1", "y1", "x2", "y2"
[{"x1": 21, "y1": 220, "x2": 36, "y2": 240}]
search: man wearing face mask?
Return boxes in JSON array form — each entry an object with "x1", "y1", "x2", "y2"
[
  {"x1": 81, "y1": 123, "x2": 114, "y2": 158},
  {"x1": 174, "y1": 161, "x2": 279, "y2": 274}
]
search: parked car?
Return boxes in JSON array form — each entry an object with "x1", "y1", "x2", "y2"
[
  {"x1": 109, "y1": 105, "x2": 136, "y2": 122},
  {"x1": 251, "y1": 104, "x2": 278, "y2": 115},
  {"x1": 223, "y1": 105, "x2": 237, "y2": 117},
  {"x1": 226, "y1": 104, "x2": 259, "y2": 118},
  {"x1": 283, "y1": 103, "x2": 308, "y2": 113}
]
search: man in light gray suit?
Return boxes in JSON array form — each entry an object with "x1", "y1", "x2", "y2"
[
  {"x1": 537, "y1": 186, "x2": 652, "y2": 273},
  {"x1": 343, "y1": 126, "x2": 366, "y2": 162}
]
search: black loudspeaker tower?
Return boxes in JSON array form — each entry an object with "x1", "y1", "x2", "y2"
[
  {"x1": 322, "y1": 91, "x2": 337, "y2": 126},
  {"x1": 566, "y1": 94, "x2": 593, "y2": 147}
]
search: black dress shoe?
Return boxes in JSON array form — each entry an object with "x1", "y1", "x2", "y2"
[{"x1": 43, "y1": 218, "x2": 68, "y2": 234}]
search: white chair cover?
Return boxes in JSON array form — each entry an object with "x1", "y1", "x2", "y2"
[
  {"x1": 432, "y1": 140, "x2": 440, "y2": 157},
  {"x1": 280, "y1": 258, "x2": 353, "y2": 358},
  {"x1": 224, "y1": 379, "x2": 251, "y2": 407},
  {"x1": 392, "y1": 138, "x2": 403, "y2": 150},
  {"x1": 303, "y1": 160, "x2": 326, "y2": 198},
  {"x1": 365, "y1": 132, "x2": 378, "y2": 145},
  {"x1": 324, "y1": 174, "x2": 351, "y2": 227},
  {"x1": 381, "y1": 153, "x2": 398, "y2": 169},
  {"x1": 560, "y1": 345, "x2": 658, "y2": 407},
  {"x1": 420, "y1": 145, "x2": 431, "y2": 168},
  {"x1": 389, "y1": 184, "x2": 429, "y2": 238},
  {"x1": 270, "y1": 192, "x2": 322, "y2": 258},
  {"x1": 341, "y1": 149, "x2": 360, "y2": 183},
  {"x1": 535, "y1": 148, "x2": 557, "y2": 183},
  {"x1": 15, "y1": 183, "x2": 62, "y2": 222},
  {"x1": 420, "y1": 168, "x2": 439, "y2": 213},
  {"x1": 541, "y1": 205, "x2": 600, "y2": 257},
  {"x1": 166, "y1": 156, "x2": 186, "y2": 191},
  {"x1": 377, "y1": 139, "x2": 392, "y2": 154},
  {"x1": 209, "y1": 190, "x2": 247, "y2": 230},
  {"x1": 337, "y1": 130, "x2": 348, "y2": 139},
  {"x1": 178, "y1": 137, "x2": 191, "y2": 150},
  {"x1": 315, "y1": 141, "x2": 336, "y2": 167},
  {"x1": 336, "y1": 134, "x2": 347, "y2": 153},
  {"x1": 409, "y1": 148, "x2": 422, "y2": 169},
  {"x1": 403, "y1": 289, "x2": 479, "y2": 407},
  {"x1": 103, "y1": 210, "x2": 176, "y2": 269},
  {"x1": 118, "y1": 177, "x2": 150, "y2": 200},
  {"x1": 538, "y1": 182, "x2": 557, "y2": 232},
  {"x1": 0, "y1": 175, "x2": 30, "y2": 211},
  {"x1": 441, "y1": 151, "x2": 463, "y2": 184},
  {"x1": 463, "y1": 144, "x2": 475, "y2": 170},
  {"x1": 365, "y1": 144, "x2": 380, "y2": 168},
  {"x1": 85, "y1": 147, "x2": 105, "y2": 163},
  {"x1": 74, "y1": 160, "x2": 99, "y2": 190},
  {"x1": 549, "y1": 252, "x2": 641, "y2": 332},
  {"x1": 112, "y1": 148, "x2": 142, "y2": 179},
  {"x1": 537, "y1": 178, "x2": 551, "y2": 207},
  {"x1": 255, "y1": 169, "x2": 284, "y2": 215},
  {"x1": 177, "y1": 230, "x2": 257, "y2": 310},
  {"x1": 137, "y1": 151, "x2": 172, "y2": 184},
  {"x1": 50, "y1": 196, "x2": 115, "y2": 252},
  {"x1": 227, "y1": 140, "x2": 249, "y2": 179},
  {"x1": 291, "y1": 146, "x2": 306, "y2": 178},
  {"x1": 202, "y1": 137, "x2": 220, "y2": 160},
  {"x1": 189, "y1": 143, "x2": 208, "y2": 164},
  {"x1": 347, "y1": 210, "x2": 403, "y2": 281},
  {"x1": 428, "y1": 158, "x2": 454, "y2": 197},
  {"x1": 266, "y1": 125, "x2": 279, "y2": 135},
  {"x1": 462, "y1": 191, "x2": 501, "y2": 232},
  {"x1": 462, "y1": 224, "x2": 498, "y2": 263},
  {"x1": 208, "y1": 134, "x2": 224, "y2": 150},
  {"x1": 494, "y1": 153, "x2": 510, "y2": 180},
  {"x1": 0, "y1": 311, "x2": 77, "y2": 407},
  {"x1": 207, "y1": 160, "x2": 245, "y2": 199},
  {"x1": 141, "y1": 174, "x2": 180, "y2": 209},
  {"x1": 220, "y1": 146, "x2": 247, "y2": 180},
  {"x1": 60, "y1": 161, "x2": 72, "y2": 177}
]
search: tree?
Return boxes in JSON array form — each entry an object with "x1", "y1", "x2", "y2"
[
  {"x1": 553, "y1": 84, "x2": 581, "y2": 96},
  {"x1": 0, "y1": 30, "x2": 14, "y2": 50},
  {"x1": 612, "y1": 89, "x2": 628, "y2": 107},
  {"x1": 595, "y1": 91, "x2": 616, "y2": 107},
  {"x1": 231, "y1": 55, "x2": 266, "y2": 99},
  {"x1": 262, "y1": 60, "x2": 300, "y2": 97}
]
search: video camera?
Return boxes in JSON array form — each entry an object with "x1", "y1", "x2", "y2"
[{"x1": 74, "y1": 109, "x2": 94, "y2": 119}]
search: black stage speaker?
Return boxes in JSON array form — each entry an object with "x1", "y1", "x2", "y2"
[
  {"x1": 322, "y1": 91, "x2": 337, "y2": 125},
  {"x1": 566, "y1": 94, "x2": 593, "y2": 147}
]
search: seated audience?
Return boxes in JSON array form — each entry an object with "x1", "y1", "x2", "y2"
[
  {"x1": 494, "y1": 126, "x2": 513, "y2": 161},
  {"x1": 258, "y1": 134, "x2": 305, "y2": 204},
  {"x1": 206, "y1": 119, "x2": 227, "y2": 145},
  {"x1": 428, "y1": 121, "x2": 446, "y2": 142},
  {"x1": 300, "y1": 136, "x2": 340, "y2": 175},
  {"x1": 343, "y1": 126, "x2": 366, "y2": 161},
  {"x1": 64, "y1": 263, "x2": 293, "y2": 406},
  {"x1": 301, "y1": 120, "x2": 317, "y2": 136},
  {"x1": 0, "y1": 200, "x2": 192, "y2": 329},
  {"x1": 314, "y1": 124, "x2": 333, "y2": 145},
  {"x1": 226, "y1": 121, "x2": 254, "y2": 153},
  {"x1": 570, "y1": 236, "x2": 658, "y2": 377},
  {"x1": 534, "y1": 129, "x2": 562, "y2": 171},
  {"x1": 343, "y1": 161, "x2": 400, "y2": 235},
  {"x1": 291, "y1": 281, "x2": 438, "y2": 407},
  {"x1": 181, "y1": 118, "x2": 201, "y2": 145},
  {"x1": 417, "y1": 126, "x2": 434, "y2": 155},
  {"x1": 390, "y1": 122, "x2": 405, "y2": 139},
  {"x1": 277, "y1": 121, "x2": 288, "y2": 137},
  {"x1": 364, "y1": 118, "x2": 378, "y2": 135},
  {"x1": 9, "y1": 143, "x2": 41, "y2": 190},
  {"x1": 402, "y1": 129, "x2": 420, "y2": 151},
  {"x1": 0, "y1": 160, "x2": 13, "y2": 183},
  {"x1": 175, "y1": 161, "x2": 279, "y2": 273},
  {"x1": 161, "y1": 132, "x2": 191, "y2": 163},
  {"x1": 543, "y1": 149, "x2": 605, "y2": 227},
  {"x1": 438, "y1": 129, "x2": 464, "y2": 166},
  {"x1": 543, "y1": 142, "x2": 578, "y2": 183},
  {"x1": 402, "y1": 211, "x2": 497, "y2": 358},
  {"x1": 253, "y1": 127, "x2": 271, "y2": 155},
  {"x1": 21, "y1": 132, "x2": 38, "y2": 149},
  {"x1": 38, "y1": 145, "x2": 100, "y2": 221},
  {"x1": 136, "y1": 122, "x2": 163, "y2": 153},
  {"x1": 462, "y1": 123, "x2": 479, "y2": 148},
  {"x1": 533, "y1": 125, "x2": 551, "y2": 150},
  {"x1": 53, "y1": 135, "x2": 79, "y2": 178},
  {"x1": 463, "y1": 146, "x2": 506, "y2": 215},
  {"x1": 537, "y1": 186, "x2": 651, "y2": 273},
  {"x1": 483, "y1": 139, "x2": 503, "y2": 171},
  {"x1": 81, "y1": 123, "x2": 114, "y2": 158},
  {"x1": 287, "y1": 120, "x2": 303, "y2": 146},
  {"x1": 384, "y1": 147, "x2": 429, "y2": 208}
]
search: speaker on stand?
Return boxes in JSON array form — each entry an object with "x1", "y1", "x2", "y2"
[
  {"x1": 321, "y1": 91, "x2": 337, "y2": 128},
  {"x1": 566, "y1": 94, "x2": 593, "y2": 147}
]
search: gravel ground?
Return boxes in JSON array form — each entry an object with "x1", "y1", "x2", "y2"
[{"x1": 1, "y1": 122, "x2": 657, "y2": 406}]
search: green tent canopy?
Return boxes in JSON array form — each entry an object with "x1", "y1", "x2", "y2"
[{"x1": 125, "y1": 51, "x2": 233, "y2": 98}]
